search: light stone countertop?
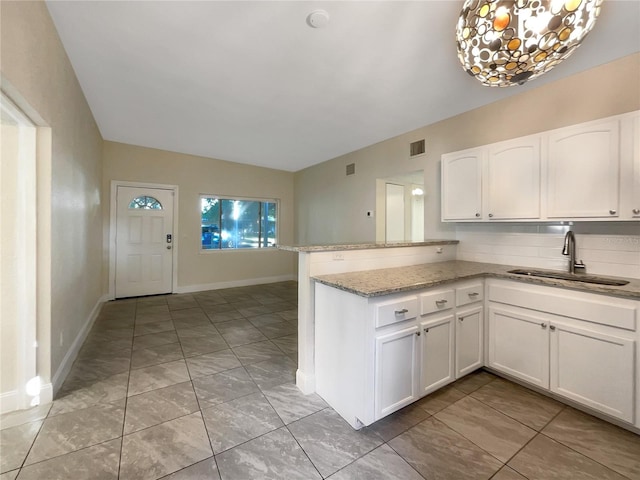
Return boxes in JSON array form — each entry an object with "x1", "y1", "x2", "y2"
[
  {"x1": 276, "y1": 239, "x2": 459, "y2": 252},
  {"x1": 313, "y1": 260, "x2": 640, "y2": 300}
]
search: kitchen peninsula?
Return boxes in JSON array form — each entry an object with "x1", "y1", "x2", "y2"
[
  {"x1": 312, "y1": 260, "x2": 640, "y2": 432},
  {"x1": 277, "y1": 241, "x2": 459, "y2": 394}
]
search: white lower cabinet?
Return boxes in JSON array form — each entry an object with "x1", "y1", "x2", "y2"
[
  {"x1": 550, "y1": 321, "x2": 635, "y2": 423},
  {"x1": 487, "y1": 279, "x2": 638, "y2": 426},
  {"x1": 420, "y1": 314, "x2": 455, "y2": 395},
  {"x1": 488, "y1": 305, "x2": 549, "y2": 388},
  {"x1": 375, "y1": 325, "x2": 420, "y2": 419},
  {"x1": 316, "y1": 277, "x2": 638, "y2": 430},
  {"x1": 314, "y1": 281, "x2": 484, "y2": 429},
  {"x1": 456, "y1": 306, "x2": 483, "y2": 377}
]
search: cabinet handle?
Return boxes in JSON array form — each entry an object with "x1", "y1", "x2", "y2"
[
  {"x1": 468, "y1": 292, "x2": 479, "y2": 297},
  {"x1": 424, "y1": 328, "x2": 429, "y2": 333},
  {"x1": 435, "y1": 299, "x2": 448, "y2": 305},
  {"x1": 459, "y1": 317, "x2": 464, "y2": 322},
  {"x1": 549, "y1": 325, "x2": 556, "y2": 331},
  {"x1": 475, "y1": 213, "x2": 481, "y2": 218},
  {"x1": 609, "y1": 209, "x2": 617, "y2": 215},
  {"x1": 541, "y1": 322, "x2": 547, "y2": 329},
  {"x1": 488, "y1": 213, "x2": 494, "y2": 218},
  {"x1": 416, "y1": 331, "x2": 421, "y2": 336},
  {"x1": 394, "y1": 308, "x2": 409, "y2": 315},
  {"x1": 633, "y1": 208, "x2": 640, "y2": 215}
]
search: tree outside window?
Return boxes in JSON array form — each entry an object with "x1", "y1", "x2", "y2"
[{"x1": 201, "y1": 196, "x2": 277, "y2": 250}]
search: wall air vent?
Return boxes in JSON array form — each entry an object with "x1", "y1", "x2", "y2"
[
  {"x1": 410, "y1": 139, "x2": 426, "y2": 157},
  {"x1": 346, "y1": 163, "x2": 356, "y2": 176}
]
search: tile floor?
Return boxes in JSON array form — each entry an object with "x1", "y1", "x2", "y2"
[{"x1": 2, "y1": 281, "x2": 640, "y2": 479}]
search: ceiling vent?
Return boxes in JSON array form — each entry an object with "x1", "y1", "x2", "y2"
[
  {"x1": 410, "y1": 139, "x2": 426, "y2": 157},
  {"x1": 346, "y1": 163, "x2": 356, "y2": 176}
]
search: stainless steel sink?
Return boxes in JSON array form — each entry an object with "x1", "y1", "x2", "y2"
[{"x1": 507, "y1": 269, "x2": 629, "y2": 286}]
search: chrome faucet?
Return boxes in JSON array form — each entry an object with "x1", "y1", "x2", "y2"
[{"x1": 562, "y1": 230, "x2": 586, "y2": 274}]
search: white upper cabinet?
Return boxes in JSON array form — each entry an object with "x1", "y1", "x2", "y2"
[
  {"x1": 441, "y1": 148, "x2": 483, "y2": 221},
  {"x1": 631, "y1": 114, "x2": 640, "y2": 218},
  {"x1": 441, "y1": 111, "x2": 640, "y2": 222},
  {"x1": 487, "y1": 136, "x2": 540, "y2": 220},
  {"x1": 620, "y1": 112, "x2": 640, "y2": 219},
  {"x1": 547, "y1": 118, "x2": 620, "y2": 219}
]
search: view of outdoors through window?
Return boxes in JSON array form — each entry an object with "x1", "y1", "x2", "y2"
[{"x1": 201, "y1": 197, "x2": 277, "y2": 250}]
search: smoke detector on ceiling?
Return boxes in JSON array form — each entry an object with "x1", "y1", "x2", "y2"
[{"x1": 307, "y1": 10, "x2": 330, "y2": 29}]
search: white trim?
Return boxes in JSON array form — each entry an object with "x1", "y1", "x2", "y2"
[
  {"x1": 1, "y1": 92, "x2": 38, "y2": 412},
  {"x1": 0, "y1": 390, "x2": 19, "y2": 415},
  {"x1": 108, "y1": 181, "x2": 179, "y2": 299},
  {"x1": 296, "y1": 370, "x2": 316, "y2": 395},
  {"x1": 174, "y1": 273, "x2": 296, "y2": 294},
  {"x1": 39, "y1": 382, "x2": 53, "y2": 406},
  {"x1": 51, "y1": 294, "x2": 109, "y2": 395}
]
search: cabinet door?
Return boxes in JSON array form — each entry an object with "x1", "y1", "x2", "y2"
[
  {"x1": 455, "y1": 306, "x2": 483, "y2": 378},
  {"x1": 550, "y1": 322, "x2": 635, "y2": 423},
  {"x1": 420, "y1": 314, "x2": 455, "y2": 396},
  {"x1": 375, "y1": 325, "x2": 420, "y2": 419},
  {"x1": 488, "y1": 305, "x2": 549, "y2": 388},
  {"x1": 630, "y1": 114, "x2": 640, "y2": 218},
  {"x1": 442, "y1": 149, "x2": 483, "y2": 221},
  {"x1": 487, "y1": 137, "x2": 540, "y2": 220},
  {"x1": 547, "y1": 119, "x2": 620, "y2": 218}
]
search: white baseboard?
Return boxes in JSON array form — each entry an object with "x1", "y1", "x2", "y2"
[
  {"x1": 296, "y1": 369, "x2": 316, "y2": 395},
  {"x1": 0, "y1": 381, "x2": 52, "y2": 415},
  {"x1": 174, "y1": 274, "x2": 296, "y2": 294},
  {"x1": 51, "y1": 294, "x2": 109, "y2": 396},
  {"x1": 39, "y1": 382, "x2": 53, "y2": 406},
  {"x1": 0, "y1": 390, "x2": 18, "y2": 415}
]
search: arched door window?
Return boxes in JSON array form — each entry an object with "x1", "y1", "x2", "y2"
[{"x1": 128, "y1": 195, "x2": 163, "y2": 210}]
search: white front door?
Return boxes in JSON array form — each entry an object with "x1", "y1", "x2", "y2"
[{"x1": 115, "y1": 186, "x2": 174, "y2": 298}]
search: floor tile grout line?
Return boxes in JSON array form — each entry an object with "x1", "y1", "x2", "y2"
[
  {"x1": 383, "y1": 441, "x2": 430, "y2": 480},
  {"x1": 466, "y1": 385, "x2": 560, "y2": 433},
  {"x1": 282, "y1": 423, "x2": 326, "y2": 479},
  {"x1": 186, "y1": 378, "x2": 221, "y2": 479},
  {"x1": 14, "y1": 436, "x2": 124, "y2": 475},
  {"x1": 116, "y1": 298, "x2": 139, "y2": 480},
  {"x1": 536, "y1": 426, "x2": 635, "y2": 480},
  {"x1": 9, "y1": 412, "x2": 47, "y2": 475},
  {"x1": 425, "y1": 386, "x2": 522, "y2": 470}
]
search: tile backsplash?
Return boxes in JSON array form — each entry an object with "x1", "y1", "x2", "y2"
[{"x1": 455, "y1": 224, "x2": 640, "y2": 279}]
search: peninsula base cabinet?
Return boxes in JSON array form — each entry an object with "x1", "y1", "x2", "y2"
[
  {"x1": 374, "y1": 325, "x2": 420, "y2": 419},
  {"x1": 314, "y1": 281, "x2": 483, "y2": 429},
  {"x1": 487, "y1": 279, "x2": 638, "y2": 426}
]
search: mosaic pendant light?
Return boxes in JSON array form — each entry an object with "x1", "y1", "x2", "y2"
[{"x1": 456, "y1": 0, "x2": 603, "y2": 87}]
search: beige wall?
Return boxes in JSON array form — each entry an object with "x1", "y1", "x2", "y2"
[
  {"x1": 102, "y1": 142, "x2": 296, "y2": 291},
  {"x1": 1, "y1": 1, "x2": 104, "y2": 386},
  {"x1": 294, "y1": 53, "x2": 640, "y2": 244}
]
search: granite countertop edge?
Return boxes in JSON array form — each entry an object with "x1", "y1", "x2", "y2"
[
  {"x1": 277, "y1": 239, "x2": 459, "y2": 252},
  {"x1": 312, "y1": 261, "x2": 640, "y2": 300}
]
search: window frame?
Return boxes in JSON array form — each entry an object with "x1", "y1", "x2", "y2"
[{"x1": 199, "y1": 194, "x2": 279, "y2": 253}]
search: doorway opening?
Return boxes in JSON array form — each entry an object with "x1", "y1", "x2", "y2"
[
  {"x1": 1, "y1": 92, "x2": 38, "y2": 412},
  {"x1": 375, "y1": 171, "x2": 425, "y2": 243}
]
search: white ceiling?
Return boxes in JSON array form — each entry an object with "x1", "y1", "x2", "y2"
[{"x1": 46, "y1": 1, "x2": 640, "y2": 172}]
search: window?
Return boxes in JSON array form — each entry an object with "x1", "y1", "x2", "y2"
[
  {"x1": 201, "y1": 196, "x2": 277, "y2": 250},
  {"x1": 129, "y1": 195, "x2": 163, "y2": 210}
]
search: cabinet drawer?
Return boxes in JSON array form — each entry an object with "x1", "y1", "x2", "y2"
[
  {"x1": 489, "y1": 282, "x2": 637, "y2": 331},
  {"x1": 456, "y1": 283, "x2": 484, "y2": 307},
  {"x1": 375, "y1": 296, "x2": 418, "y2": 328},
  {"x1": 420, "y1": 289, "x2": 455, "y2": 316}
]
